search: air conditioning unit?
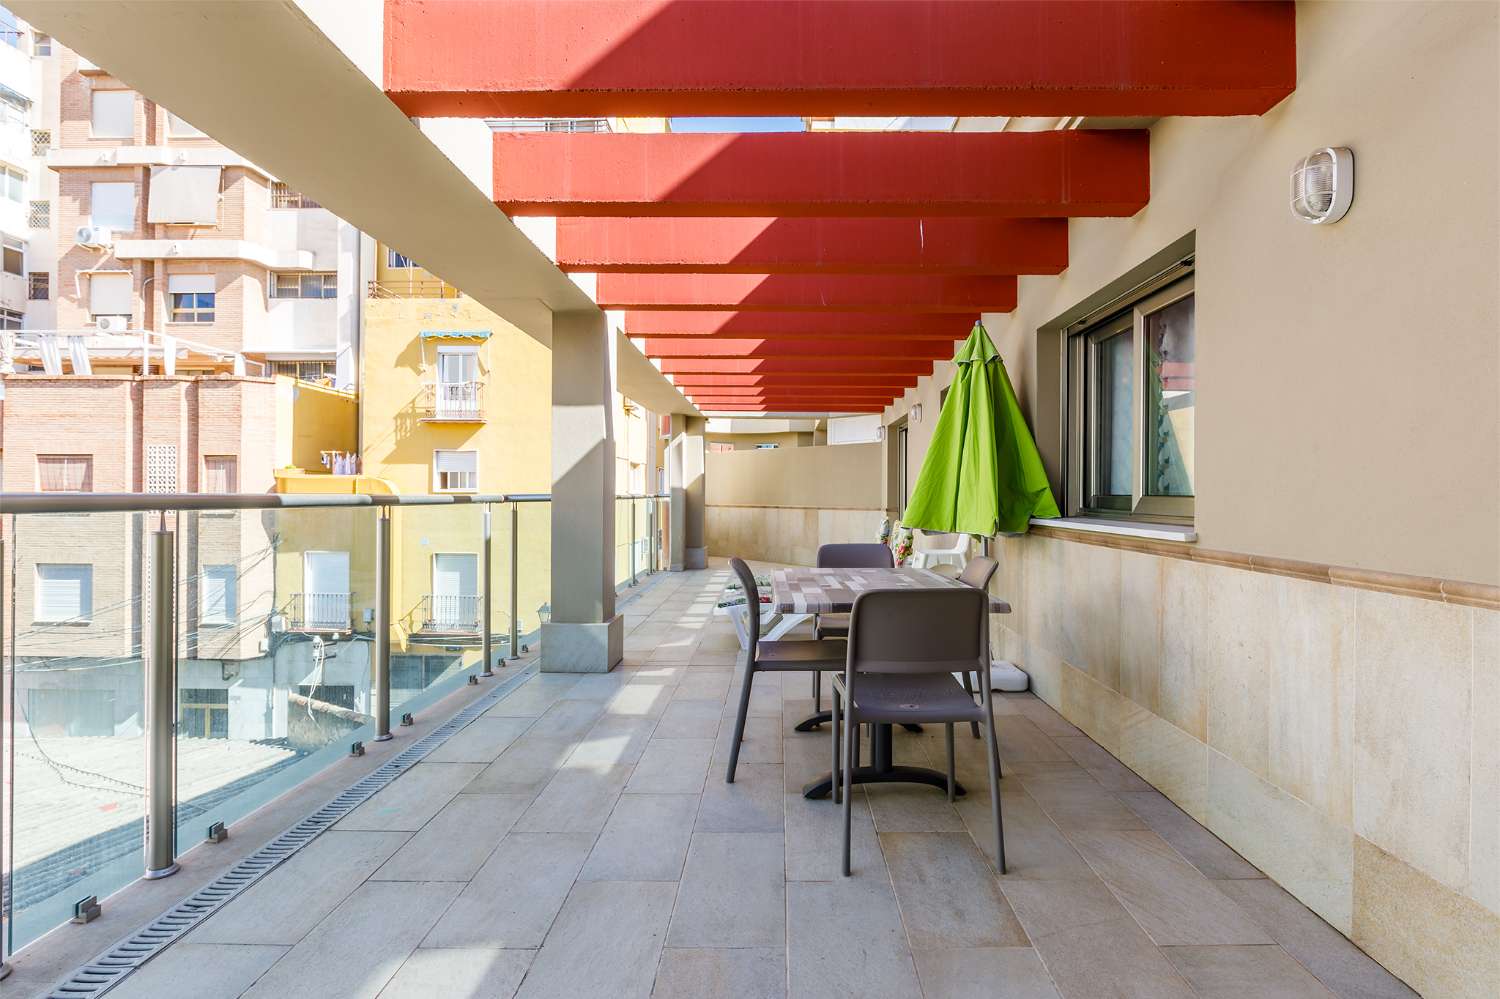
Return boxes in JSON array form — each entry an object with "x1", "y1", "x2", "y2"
[
  {"x1": 95, "y1": 314, "x2": 129, "y2": 333},
  {"x1": 75, "y1": 225, "x2": 113, "y2": 248}
]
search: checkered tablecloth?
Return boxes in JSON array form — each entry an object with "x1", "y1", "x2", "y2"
[{"x1": 768, "y1": 566, "x2": 969, "y2": 615}]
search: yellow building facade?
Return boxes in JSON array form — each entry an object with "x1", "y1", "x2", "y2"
[{"x1": 272, "y1": 256, "x2": 661, "y2": 679}]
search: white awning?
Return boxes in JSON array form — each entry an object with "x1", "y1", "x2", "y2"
[{"x1": 147, "y1": 165, "x2": 221, "y2": 225}]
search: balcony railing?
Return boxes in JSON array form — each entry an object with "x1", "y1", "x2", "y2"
[
  {"x1": 366, "y1": 278, "x2": 463, "y2": 299},
  {"x1": 0, "y1": 490, "x2": 668, "y2": 962},
  {"x1": 420, "y1": 380, "x2": 485, "y2": 421},
  {"x1": 286, "y1": 591, "x2": 353, "y2": 632},
  {"x1": 419, "y1": 593, "x2": 482, "y2": 633}
]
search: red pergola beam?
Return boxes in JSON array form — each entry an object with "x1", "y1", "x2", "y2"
[
  {"x1": 386, "y1": 1, "x2": 1296, "y2": 118},
  {"x1": 691, "y1": 396, "x2": 894, "y2": 405},
  {"x1": 627, "y1": 311, "x2": 975, "y2": 339},
  {"x1": 687, "y1": 386, "x2": 896, "y2": 397},
  {"x1": 598, "y1": 273, "x2": 1015, "y2": 313},
  {"x1": 494, "y1": 131, "x2": 1148, "y2": 218},
  {"x1": 557, "y1": 217, "x2": 1066, "y2": 275},
  {"x1": 668, "y1": 373, "x2": 918, "y2": 389},
  {"x1": 701, "y1": 405, "x2": 887, "y2": 414},
  {"x1": 643, "y1": 338, "x2": 954, "y2": 360},
  {"x1": 661, "y1": 358, "x2": 931, "y2": 376}
]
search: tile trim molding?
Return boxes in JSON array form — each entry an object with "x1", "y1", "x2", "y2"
[
  {"x1": 707, "y1": 502, "x2": 890, "y2": 513},
  {"x1": 1028, "y1": 525, "x2": 1500, "y2": 611}
]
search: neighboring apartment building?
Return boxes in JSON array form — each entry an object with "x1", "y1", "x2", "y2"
[{"x1": 1, "y1": 23, "x2": 362, "y2": 754}]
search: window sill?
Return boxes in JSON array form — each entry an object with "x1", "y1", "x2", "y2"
[{"x1": 1030, "y1": 517, "x2": 1197, "y2": 544}]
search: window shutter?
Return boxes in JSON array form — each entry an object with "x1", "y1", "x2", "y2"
[
  {"x1": 89, "y1": 90, "x2": 134, "y2": 138},
  {"x1": 36, "y1": 565, "x2": 91, "y2": 621},
  {"x1": 88, "y1": 272, "x2": 132, "y2": 316},
  {"x1": 148, "y1": 166, "x2": 221, "y2": 225},
  {"x1": 167, "y1": 274, "x2": 215, "y2": 295},
  {"x1": 89, "y1": 181, "x2": 136, "y2": 231}
]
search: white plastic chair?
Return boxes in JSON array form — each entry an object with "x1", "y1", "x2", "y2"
[{"x1": 911, "y1": 531, "x2": 971, "y2": 574}]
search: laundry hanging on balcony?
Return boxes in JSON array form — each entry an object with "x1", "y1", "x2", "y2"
[{"x1": 902, "y1": 321, "x2": 1059, "y2": 536}]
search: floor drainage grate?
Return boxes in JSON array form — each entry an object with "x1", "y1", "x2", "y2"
[{"x1": 42, "y1": 662, "x2": 539, "y2": 999}]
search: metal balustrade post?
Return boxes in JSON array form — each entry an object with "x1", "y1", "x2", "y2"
[
  {"x1": 1, "y1": 536, "x2": 9, "y2": 980},
  {"x1": 145, "y1": 526, "x2": 179, "y2": 880},
  {"x1": 508, "y1": 501, "x2": 520, "y2": 661},
  {"x1": 481, "y1": 506, "x2": 494, "y2": 676},
  {"x1": 373, "y1": 511, "x2": 392, "y2": 741},
  {"x1": 630, "y1": 500, "x2": 638, "y2": 586},
  {"x1": 648, "y1": 499, "x2": 657, "y2": 574}
]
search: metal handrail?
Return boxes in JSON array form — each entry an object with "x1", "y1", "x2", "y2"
[
  {"x1": 0, "y1": 486, "x2": 672, "y2": 961},
  {"x1": 0, "y1": 491, "x2": 669, "y2": 515}
]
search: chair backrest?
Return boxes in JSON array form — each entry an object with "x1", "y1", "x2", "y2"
[
  {"x1": 728, "y1": 557, "x2": 761, "y2": 647},
  {"x1": 817, "y1": 543, "x2": 894, "y2": 569},
  {"x1": 846, "y1": 587, "x2": 988, "y2": 676},
  {"x1": 959, "y1": 554, "x2": 998, "y2": 592}
]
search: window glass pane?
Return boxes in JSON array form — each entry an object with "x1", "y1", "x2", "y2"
[
  {"x1": 3, "y1": 243, "x2": 21, "y2": 274},
  {"x1": 203, "y1": 455, "x2": 237, "y2": 493},
  {"x1": 201, "y1": 566, "x2": 236, "y2": 624},
  {"x1": 38, "y1": 455, "x2": 92, "y2": 491},
  {"x1": 1145, "y1": 294, "x2": 1195, "y2": 497},
  {"x1": 1094, "y1": 329, "x2": 1133, "y2": 498}
]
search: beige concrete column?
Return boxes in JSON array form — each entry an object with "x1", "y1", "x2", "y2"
[
  {"x1": 683, "y1": 415, "x2": 707, "y2": 568},
  {"x1": 541, "y1": 309, "x2": 623, "y2": 672},
  {"x1": 668, "y1": 413, "x2": 707, "y2": 570}
]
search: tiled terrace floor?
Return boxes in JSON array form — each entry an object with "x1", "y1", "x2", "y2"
[{"x1": 97, "y1": 563, "x2": 1414, "y2": 999}]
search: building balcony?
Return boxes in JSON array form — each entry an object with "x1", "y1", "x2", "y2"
[
  {"x1": 415, "y1": 592, "x2": 481, "y2": 636},
  {"x1": 419, "y1": 380, "x2": 485, "y2": 422},
  {"x1": 367, "y1": 278, "x2": 464, "y2": 299},
  {"x1": 284, "y1": 591, "x2": 352, "y2": 632}
]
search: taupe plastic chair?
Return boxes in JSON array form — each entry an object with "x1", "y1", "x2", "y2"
[
  {"x1": 725, "y1": 557, "x2": 847, "y2": 783},
  {"x1": 957, "y1": 555, "x2": 999, "y2": 740},
  {"x1": 832, "y1": 587, "x2": 1005, "y2": 875},
  {"x1": 811, "y1": 543, "x2": 894, "y2": 715}
]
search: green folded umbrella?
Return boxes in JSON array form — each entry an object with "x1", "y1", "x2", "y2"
[{"x1": 902, "y1": 322, "x2": 1060, "y2": 536}]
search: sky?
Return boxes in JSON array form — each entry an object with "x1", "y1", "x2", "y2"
[{"x1": 668, "y1": 116, "x2": 806, "y2": 133}]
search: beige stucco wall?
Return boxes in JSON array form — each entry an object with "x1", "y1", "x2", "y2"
[
  {"x1": 704, "y1": 443, "x2": 887, "y2": 563},
  {"x1": 887, "y1": 0, "x2": 1500, "y2": 588},
  {"x1": 705, "y1": 442, "x2": 884, "y2": 510},
  {"x1": 871, "y1": 5, "x2": 1500, "y2": 994}
]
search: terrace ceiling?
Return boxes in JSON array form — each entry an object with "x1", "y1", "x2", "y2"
[{"x1": 383, "y1": 0, "x2": 1295, "y2": 415}]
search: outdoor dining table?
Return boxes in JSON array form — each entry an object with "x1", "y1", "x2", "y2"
[{"x1": 768, "y1": 565, "x2": 1011, "y2": 801}]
